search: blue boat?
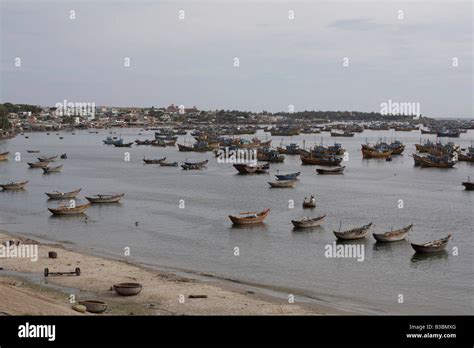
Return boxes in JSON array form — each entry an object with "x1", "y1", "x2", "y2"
[
  {"x1": 103, "y1": 137, "x2": 114, "y2": 145},
  {"x1": 275, "y1": 172, "x2": 301, "y2": 180}
]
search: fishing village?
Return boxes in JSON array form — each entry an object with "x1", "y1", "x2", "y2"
[{"x1": 0, "y1": 103, "x2": 473, "y2": 315}]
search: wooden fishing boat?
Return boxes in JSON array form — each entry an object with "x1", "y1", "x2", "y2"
[
  {"x1": 0, "y1": 152, "x2": 9, "y2": 161},
  {"x1": 411, "y1": 234, "x2": 451, "y2": 253},
  {"x1": 462, "y1": 177, "x2": 474, "y2": 190},
  {"x1": 0, "y1": 180, "x2": 28, "y2": 190},
  {"x1": 143, "y1": 157, "x2": 166, "y2": 164},
  {"x1": 26, "y1": 150, "x2": 40, "y2": 153},
  {"x1": 291, "y1": 214, "x2": 326, "y2": 228},
  {"x1": 42, "y1": 165, "x2": 63, "y2": 173},
  {"x1": 373, "y1": 224, "x2": 413, "y2": 242},
  {"x1": 165, "y1": 139, "x2": 177, "y2": 146},
  {"x1": 229, "y1": 208, "x2": 270, "y2": 225},
  {"x1": 38, "y1": 155, "x2": 57, "y2": 162},
  {"x1": 159, "y1": 161, "x2": 178, "y2": 167},
  {"x1": 334, "y1": 222, "x2": 373, "y2": 240},
  {"x1": 275, "y1": 172, "x2": 300, "y2": 180},
  {"x1": 28, "y1": 161, "x2": 49, "y2": 168},
  {"x1": 419, "y1": 156, "x2": 456, "y2": 168},
  {"x1": 257, "y1": 150, "x2": 285, "y2": 162},
  {"x1": 45, "y1": 188, "x2": 82, "y2": 199},
  {"x1": 458, "y1": 153, "x2": 474, "y2": 162},
  {"x1": 268, "y1": 179, "x2": 297, "y2": 188},
  {"x1": 300, "y1": 154, "x2": 343, "y2": 166},
  {"x1": 361, "y1": 147, "x2": 392, "y2": 159},
  {"x1": 86, "y1": 193, "x2": 124, "y2": 203},
  {"x1": 113, "y1": 142, "x2": 133, "y2": 147},
  {"x1": 412, "y1": 153, "x2": 424, "y2": 166},
  {"x1": 331, "y1": 130, "x2": 354, "y2": 137},
  {"x1": 316, "y1": 166, "x2": 345, "y2": 175},
  {"x1": 277, "y1": 143, "x2": 300, "y2": 155},
  {"x1": 302, "y1": 196, "x2": 316, "y2": 208},
  {"x1": 233, "y1": 163, "x2": 269, "y2": 174},
  {"x1": 48, "y1": 202, "x2": 91, "y2": 215}
]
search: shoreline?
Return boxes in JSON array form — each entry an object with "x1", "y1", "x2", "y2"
[{"x1": 0, "y1": 230, "x2": 352, "y2": 315}]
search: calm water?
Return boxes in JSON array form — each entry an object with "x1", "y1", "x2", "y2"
[{"x1": 1, "y1": 129, "x2": 473, "y2": 314}]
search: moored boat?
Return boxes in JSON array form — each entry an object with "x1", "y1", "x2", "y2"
[
  {"x1": 316, "y1": 166, "x2": 345, "y2": 175},
  {"x1": 268, "y1": 179, "x2": 297, "y2": 188},
  {"x1": 302, "y1": 196, "x2": 316, "y2": 208},
  {"x1": 28, "y1": 161, "x2": 50, "y2": 168},
  {"x1": 0, "y1": 180, "x2": 29, "y2": 191},
  {"x1": 233, "y1": 163, "x2": 269, "y2": 174},
  {"x1": 229, "y1": 208, "x2": 270, "y2": 225},
  {"x1": 373, "y1": 224, "x2": 413, "y2": 242},
  {"x1": 291, "y1": 214, "x2": 326, "y2": 228},
  {"x1": 159, "y1": 161, "x2": 178, "y2": 167},
  {"x1": 38, "y1": 155, "x2": 57, "y2": 162},
  {"x1": 181, "y1": 159, "x2": 209, "y2": 170},
  {"x1": 330, "y1": 130, "x2": 354, "y2": 137},
  {"x1": 48, "y1": 202, "x2": 91, "y2": 215},
  {"x1": 143, "y1": 157, "x2": 166, "y2": 164},
  {"x1": 26, "y1": 150, "x2": 40, "y2": 153},
  {"x1": 42, "y1": 165, "x2": 63, "y2": 173},
  {"x1": 462, "y1": 177, "x2": 474, "y2": 190},
  {"x1": 361, "y1": 147, "x2": 392, "y2": 159},
  {"x1": 300, "y1": 154, "x2": 343, "y2": 166},
  {"x1": 334, "y1": 222, "x2": 373, "y2": 240},
  {"x1": 85, "y1": 193, "x2": 124, "y2": 203},
  {"x1": 411, "y1": 234, "x2": 451, "y2": 253},
  {"x1": 275, "y1": 172, "x2": 300, "y2": 180},
  {"x1": 45, "y1": 188, "x2": 82, "y2": 199},
  {"x1": 0, "y1": 151, "x2": 9, "y2": 161}
]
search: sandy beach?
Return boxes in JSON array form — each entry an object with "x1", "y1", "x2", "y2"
[{"x1": 0, "y1": 231, "x2": 344, "y2": 315}]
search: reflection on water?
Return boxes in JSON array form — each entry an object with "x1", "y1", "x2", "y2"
[{"x1": 410, "y1": 251, "x2": 449, "y2": 264}]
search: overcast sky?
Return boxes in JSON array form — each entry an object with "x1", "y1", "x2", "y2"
[{"x1": 1, "y1": 0, "x2": 472, "y2": 117}]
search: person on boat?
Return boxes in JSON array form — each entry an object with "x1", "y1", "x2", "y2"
[{"x1": 310, "y1": 195, "x2": 315, "y2": 204}]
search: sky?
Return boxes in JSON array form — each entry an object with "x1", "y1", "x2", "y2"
[{"x1": 0, "y1": 0, "x2": 472, "y2": 118}]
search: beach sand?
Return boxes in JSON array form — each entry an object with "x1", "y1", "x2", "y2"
[{"x1": 0, "y1": 231, "x2": 343, "y2": 315}]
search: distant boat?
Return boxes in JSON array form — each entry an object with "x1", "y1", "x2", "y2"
[
  {"x1": 334, "y1": 222, "x2": 373, "y2": 240},
  {"x1": 330, "y1": 130, "x2": 354, "y2": 137},
  {"x1": 302, "y1": 196, "x2": 316, "y2": 208},
  {"x1": 373, "y1": 224, "x2": 413, "y2": 242},
  {"x1": 0, "y1": 152, "x2": 9, "y2": 161},
  {"x1": 291, "y1": 214, "x2": 326, "y2": 228},
  {"x1": 233, "y1": 163, "x2": 269, "y2": 174},
  {"x1": 228, "y1": 208, "x2": 270, "y2": 225},
  {"x1": 60, "y1": 153, "x2": 67, "y2": 159},
  {"x1": 361, "y1": 147, "x2": 392, "y2": 159},
  {"x1": 181, "y1": 160, "x2": 209, "y2": 170},
  {"x1": 86, "y1": 193, "x2": 124, "y2": 204},
  {"x1": 28, "y1": 161, "x2": 49, "y2": 168},
  {"x1": 26, "y1": 150, "x2": 40, "y2": 153},
  {"x1": 45, "y1": 188, "x2": 82, "y2": 199},
  {"x1": 268, "y1": 179, "x2": 297, "y2": 188},
  {"x1": 300, "y1": 154, "x2": 343, "y2": 166},
  {"x1": 0, "y1": 180, "x2": 28, "y2": 191},
  {"x1": 275, "y1": 172, "x2": 300, "y2": 180},
  {"x1": 103, "y1": 137, "x2": 114, "y2": 145},
  {"x1": 143, "y1": 157, "x2": 166, "y2": 164},
  {"x1": 411, "y1": 234, "x2": 451, "y2": 253},
  {"x1": 42, "y1": 165, "x2": 63, "y2": 173},
  {"x1": 49, "y1": 202, "x2": 90, "y2": 215},
  {"x1": 316, "y1": 166, "x2": 345, "y2": 175},
  {"x1": 462, "y1": 177, "x2": 474, "y2": 190},
  {"x1": 38, "y1": 155, "x2": 57, "y2": 162}
]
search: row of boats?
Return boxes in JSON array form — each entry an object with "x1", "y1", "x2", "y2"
[{"x1": 228, "y1": 208, "x2": 451, "y2": 254}]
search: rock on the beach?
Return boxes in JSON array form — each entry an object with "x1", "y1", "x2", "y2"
[{"x1": 72, "y1": 304, "x2": 87, "y2": 313}]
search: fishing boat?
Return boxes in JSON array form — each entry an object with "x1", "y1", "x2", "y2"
[
  {"x1": 373, "y1": 224, "x2": 413, "y2": 242},
  {"x1": 42, "y1": 165, "x2": 63, "y2": 173},
  {"x1": 411, "y1": 153, "x2": 424, "y2": 166},
  {"x1": 181, "y1": 159, "x2": 209, "y2": 170},
  {"x1": 275, "y1": 172, "x2": 300, "y2": 180},
  {"x1": 458, "y1": 152, "x2": 474, "y2": 162},
  {"x1": 419, "y1": 155, "x2": 456, "y2": 168},
  {"x1": 38, "y1": 155, "x2": 57, "y2": 162},
  {"x1": 462, "y1": 177, "x2": 474, "y2": 190},
  {"x1": 330, "y1": 130, "x2": 354, "y2": 137},
  {"x1": 277, "y1": 143, "x2": 300, "y2": 155},
  {"x1": 45, "y1": 188, "x2": 82, "y2": 199},
  {"x1": 0, "y1": 180, "x2": 29, "y2": 191},
  {"x1": 361, "y1": 147, "x2": 392, "y2": 159},
  {"x1": 28, "y1": 161, "x2": 50, "y2": 168},
  {"x1": 316, "y1": 166, "x2": 345, "y2": 175},
  {"x1": 302, "y1": 196, "x2": 316, "y2": 208},
  {"x1": 233, "y1": 163, "x2": 269, "y2": 174},
  {"x1": 437, "y1": 129, "x2": 460, "y2": 138},
  {"x1": 228, "y1": 208, "x2": 270, "y2": 225},
  {"x1": 103, "y1": 137, "x2": 114, "y2": 145},
  {"x1": 257, "y1": 149, "x2": 285, "y2": 162},
  {"x1": 177, "y1": 141, "x2": 212, "y2": 152},
  {"x1": 26, "y1": 150, "x2": 40, "y2": 153},
  {"x1": 0, "y1": 152, "x2": 9, "y2": 161},
  {"x1": 143, "y1": 157, "x2": 166, "y2": 164},
  {"x1": 333, "y1": 222, "x2": 373, "y2": 240},
  {"x1": 268, "y1": 179, "x2": 297, "y2": 188},
  {"x1": 411, "y1": 234, "x2": 451, "y2": 253},
  {"x1": 48, "y1": 202, "x2": 91, "y2": 215},
  {"x1": 113, "y1": 141, "x2": 133, "y2": 147},
  {"x1": 159, "y1": 161, "x2": 178, "y2": 167},
  {"x1": 85, "y1": 193, "x2": 124, "y2": 203},
  {"x1": 300, "y1": 154, "x2": 343, "y2": 166},
  {"x1": 60, "y1": 153, "x2": 67, "y2": 159},
  {"x1": 291, "y1": 214, "x2": 326, "y2": 228}
]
